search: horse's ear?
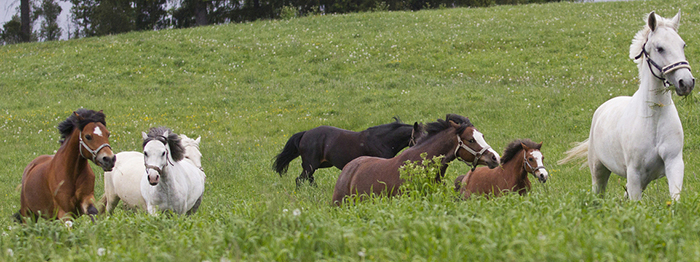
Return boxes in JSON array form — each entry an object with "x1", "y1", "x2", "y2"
[
  {"x1": 195, "y1": 136, "x2": 201, "y2": 144},
  {"x1": 521, "y1": 142, "x2": 531, "y2": 151},
  {"x1": 648, "y1": 11, "x2": 657, "y2": 32},
  {"x1": 73, "y1": 111, "x2": 84, "y2": 121},
  {"x1": 537, "y1": 141, "x2": 543, "y2": 149},
  {"x1": 142, "y1": 132, "x2": 148, "y2": 140},
  {"x1": 163, "y1": 130, "x2": 169, "y2": 139},
  {"x1": 671, "y1": 10, "x2": 681, "y2": 31}
]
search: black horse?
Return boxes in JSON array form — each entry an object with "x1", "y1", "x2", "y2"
[{"x1": 274, "y1": 118, "x2": 421, "y2": 186}]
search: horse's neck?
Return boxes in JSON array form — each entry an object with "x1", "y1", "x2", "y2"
[
  {"x1": 409, "y1": 131, "x2": 457, "y2": 163},
  {"x1": 502, "y1": 150, "x2": 528, "y2": 187},
  {"x1": 53, "y1": 129, "x2": 89, "y2": 181},
  {"x1": 634, "y1": 62, "x2": 674, "y2": 110}
]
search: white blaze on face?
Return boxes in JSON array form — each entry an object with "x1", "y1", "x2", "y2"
[
  {"x1": 473, "y1": 130, "x2": 500, "y2": 160},
  {"x1": 530, "y1": 150, "x2": 548, "y2": 178},
  {"x1": 93, "y1": 126, "x2": 103, "y2": 137}
]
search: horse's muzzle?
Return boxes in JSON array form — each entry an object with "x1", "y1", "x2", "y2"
[
  {"x1": 146, "y1": 169, "x2": 160, "y2": 186},
  {"x1": 669, "y1": 69, "x2": 695, "y2": 96},
  {"x1": 675, "y1": 77, "x2": 695, "y2": 96},
  {"x1": 480, "y1": 151, "x2": 500, "y2": 169},
  {"x1": 98, "y1": 155, "x2": 116, "y2": 172},
  {"x1": 535, "y1": 169, "x2": 549, "y2": 183}
]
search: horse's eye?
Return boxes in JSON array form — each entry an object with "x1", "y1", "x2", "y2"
[
  {"x1": 529, "y1": 157, "x2": 534, "y2": 161},
  {"x1": 469, "y1": 139, "x2": 476, "y2": 143},
  {"x1": 144, "y1": 152, "x2": 148, "y2": 157},
  {"x1": 161, "y1": 152, "x2": 166, "y2": 156},
  {"x1": 85, "y1": 134, "x2": 92, "y2": 140},
  {"x1": 657, "y1": 47, "x2": 665, "y2": 53}
]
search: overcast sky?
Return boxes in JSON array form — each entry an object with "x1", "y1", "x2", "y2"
[{"x1": 1, "y1": 0, "x2": 73, "y2": 40}]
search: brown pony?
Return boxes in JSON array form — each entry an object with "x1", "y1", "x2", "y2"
[
  {"x1": 16, "y1": 109, "x2": 116, "y2": 222},
  {"x1": 454, "y1": 139, "x2": 548, "y2": 198},
  {"x1": 332, "y1": 114, "x2": 501, "y2": 206}
]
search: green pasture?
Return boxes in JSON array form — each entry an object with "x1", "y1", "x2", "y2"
[{"x1": 2, "y1": 0, "x2": 700, "y2": 260}]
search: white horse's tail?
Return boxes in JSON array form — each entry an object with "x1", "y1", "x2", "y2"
[{"x1": 557, "y1": 138, "x2": 589, "y2": 167}]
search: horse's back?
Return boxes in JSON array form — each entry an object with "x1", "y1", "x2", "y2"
[{"x1": 22, "y1": 155, "x2": 53, "y2": 182}]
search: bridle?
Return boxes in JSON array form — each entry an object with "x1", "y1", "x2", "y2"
[
  {"x1": 634, "y1": 41, "x2": 691, "y2": 87},
  {"x1": 408, "y1": 128, "x2": 416, "y2": 147},
  {"x1": 455, "y1": 136, "x2": 490, "y2": 171},
  {"x1": 523, "y1": 150, "x2": 546, "y2": 175},
  {"x1": 78, "y1": 131, "x2": 111, "y2": 163},
  {"x1": 145, "y1": 138, "x2": 175, "y2": 175}
]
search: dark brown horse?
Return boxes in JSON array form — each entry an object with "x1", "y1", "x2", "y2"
[
  {"x1": 274, "y1": 118, "x2": 419, "y2": 186},
  {"x1": 454, "y1": 139, "x2": 548, "y2": 198},
  {"x1": 332, "y1": 114, "x2": 501, "y2": 205},
  {"x1": 17, "y1": 109, "x2": 116, "y2": 222}
]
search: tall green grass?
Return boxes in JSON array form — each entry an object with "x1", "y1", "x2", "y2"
[{"x1": 2, "y1": 0, "x2": 700, "y2": 260}]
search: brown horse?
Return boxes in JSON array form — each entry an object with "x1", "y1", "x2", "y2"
[
  {"x1": 17, "y1": 109, "x2": 116, "y2": 222},
  {"x1": 454, "y1": 139, "x2": 548, "y2": 198},
  {"x1": 332, "y1": 114, "x2": 501, "y2": 206}
]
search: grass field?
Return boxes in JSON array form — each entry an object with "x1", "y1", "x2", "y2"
[{"x1": 2, "y1": 0, "x2": 700, "y2": 260}]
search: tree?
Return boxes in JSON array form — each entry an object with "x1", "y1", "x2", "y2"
[
  {"x1": 21, "y1": 0, "x2": 32, "y2": 42},
  {"x1": 134, "y1": 0, "x2": 168, "y2": 31},
  {"x1": 70, "y1": 0, "x2": 98, "y2": 37},
  {"x1": 33, "y1": 0, "x2": 63, "y2": 41},
  {"x1": 1, "y1": 16, "x2": 24, "y2": 45}
]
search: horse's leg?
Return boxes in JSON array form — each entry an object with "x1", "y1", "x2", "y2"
[
  {"x1": 590, "y1": 158, "x2": 611, "y2": 197},
  {"x1": 296, "y1": 155, "x2": 319, "y2": 187},
  {"x1": 624, "y1": 167, "x2": 645, "y2": 201},
  {"x1": 664, "y1": 156, "x2": 684, "y2": 202},
  {"x1": 101, "y1": 172, "x2": 120, "y2": 214},
  {"x1": 186, "y1": 195, "x2": 203, "y2": 215}
]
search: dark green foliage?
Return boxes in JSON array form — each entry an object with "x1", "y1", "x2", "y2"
[
  {"x1": 1, "y1": 16, "x2": 23, "y2": 45},
  {"x1": 33, "y1": 0, "x2": 63, "y2": 41}
]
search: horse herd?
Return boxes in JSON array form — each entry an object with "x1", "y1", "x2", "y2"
[{"x1": 14, "y1": 11, "x2": 695, "y2": 222}]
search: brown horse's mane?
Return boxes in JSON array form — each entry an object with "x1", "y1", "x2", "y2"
[
  {"x1": 57, "y1": 109, "x2": 107, "y2": 144},
  {"x1": 143, "y1": 126, "x2": 185, "y2": 162},
  {"x1": 417, "y1": 114, "x2": 473, "y2": 144},
  {"x1": 500, "y1": 139, "x2": 541, "y2": 165}
]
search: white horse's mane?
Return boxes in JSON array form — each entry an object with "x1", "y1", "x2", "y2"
[{"x1": 629, "y1": 12, "x2": 680, "y2": 63}]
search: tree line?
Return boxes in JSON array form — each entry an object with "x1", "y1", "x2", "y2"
[{"x1": 1, "y1": 0, "x2": 562, "y2": 45}]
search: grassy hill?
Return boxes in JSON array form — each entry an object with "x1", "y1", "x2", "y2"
[{"x1": 2, "y1": 0, "x2": 700, "y2": 260}]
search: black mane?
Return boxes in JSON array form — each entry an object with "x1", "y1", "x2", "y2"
[
  {"x1": 417, "y1": 114, "x2": 473, "y2": 144},
  {"x1": 365, "y1": 117, "x2": 411, "y2": 136},
  {"x1": 143, "y1": 126, "x2": 185, "y2": 162},
  {"x1": 500, "y1": 139, "x2": 542, "y2": 165},
  {"x1": 57, "y1": 109, "x2": 106, "y2": 144}
]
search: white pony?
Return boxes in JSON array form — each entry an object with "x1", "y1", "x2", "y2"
[
  {"x1": 100, "y1": 133, "x2": 204, "y2": 214},
  {"x1": 141, "y1": 127, "x2": 206, "y2": 214},
  {"x1": 559, "y1": 11, "x2": 694, "y2": 201}
]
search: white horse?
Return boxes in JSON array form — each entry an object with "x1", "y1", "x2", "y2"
[
  {"x1": 559, "y1": 11, "x2": 694, "y2": 201},
  {"x1": 141, "y1": 127, "x2": 206, "y2": 215},
  {"x1": 100, "y1": 134, "x2": 203, "y2": 214}
]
